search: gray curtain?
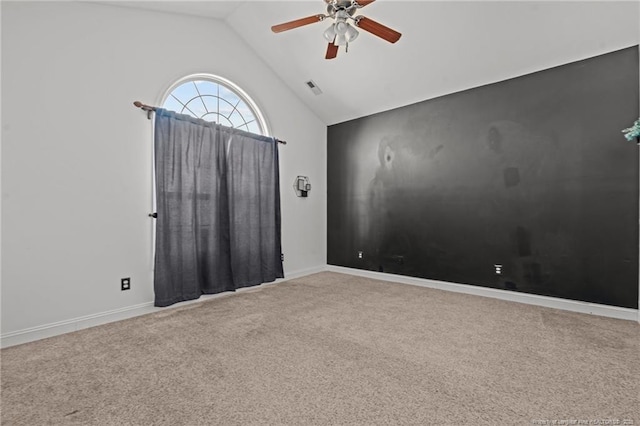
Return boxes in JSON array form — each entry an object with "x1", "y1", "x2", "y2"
[{"x1": 153, "y1": 108, "x2": 283, "y2": 307}]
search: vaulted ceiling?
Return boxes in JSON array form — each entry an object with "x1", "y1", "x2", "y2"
[{"x1": 106, "y1": 1, "x2": 639, "y2": 125}]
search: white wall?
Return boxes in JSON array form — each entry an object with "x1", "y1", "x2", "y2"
[{"x1": 1, "y1": 1, "x2": 326, "y2": 340}]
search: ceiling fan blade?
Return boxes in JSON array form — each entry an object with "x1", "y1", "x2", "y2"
[
  {"x1": 354, "y1": 0, "x2": 376, "y2": 7},
  {"x1": 326, "y1": 40, "x2": 338, "y2": 59},
  {"x1": 354, "y1": 16, "x2": 402, "y2": 43},
  {"x1": 271, "y1": 15, "x2": 325, "y2": 33}
]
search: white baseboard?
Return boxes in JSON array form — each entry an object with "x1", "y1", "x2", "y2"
[
  {"x1": 281, "y1": 265, "x2": 327, "y2": 281},
  {"x1": 0, "y1": 265, "x2": 327, "y2": 349},
  {"x1": 0, "y1": 301, "x2": 157, "y2": 349},
  {"x1": 326, "y1": 265, "x2": 640, "y2": 323}
]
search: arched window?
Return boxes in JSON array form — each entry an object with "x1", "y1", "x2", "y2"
[{"x1": 161, "y1": 74, "x2": 268, "y2": 136}]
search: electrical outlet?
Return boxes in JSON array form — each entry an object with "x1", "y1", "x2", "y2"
[
  {"x1": 358, "y1": 251, "x2": 364, "y2": 259},
  {"x1": 281, "y1": 253, "x2": 284, "y2": 262},
  {"x1": 121, "y1": 277, "x2": 131, "y2": 291},
  {"x1": 494, "y1": 264, "x2": 502, "y2": 275}
]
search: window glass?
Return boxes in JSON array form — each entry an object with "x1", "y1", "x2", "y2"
[{"x1": 162, "y1": 77, "x2": 266, "y2": 135}]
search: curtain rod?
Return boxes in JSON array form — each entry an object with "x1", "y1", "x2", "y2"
[{"x1": 133, "y1": 101, "x2": 286, "y2": 145}]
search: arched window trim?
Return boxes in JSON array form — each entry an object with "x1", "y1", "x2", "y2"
[{"x1": 158, "y1": 73, "x2": 271, "y2": 137}]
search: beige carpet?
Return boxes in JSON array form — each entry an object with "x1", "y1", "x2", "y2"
[{"x1": 1, "y1": 272, "x2": 639, "y2": 425}]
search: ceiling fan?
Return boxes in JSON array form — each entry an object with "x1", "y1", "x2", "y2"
[{"x1": 271, "y1": 0, "x2": 402, "y2": 60}]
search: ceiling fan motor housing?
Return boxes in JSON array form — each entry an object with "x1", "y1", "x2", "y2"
[{"x1": 326, "y1": 0, "x2": 358, "y2": 17}]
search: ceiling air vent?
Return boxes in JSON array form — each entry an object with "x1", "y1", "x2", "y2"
[{"x1": 305, "y1": 80, "x2": 323, "y2": 95}]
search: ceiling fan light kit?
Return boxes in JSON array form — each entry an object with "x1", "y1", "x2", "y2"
[
  {"x1": 271, "y1": 0, "x2": 401, "y2": 60},
  {"x1": 323, "y1": 24, "x2": 337, "y2": 42}
]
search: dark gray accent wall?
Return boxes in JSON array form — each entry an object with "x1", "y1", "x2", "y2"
[{"x1": 327, "y1": 46, "x2": 639, "y2": 309}]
